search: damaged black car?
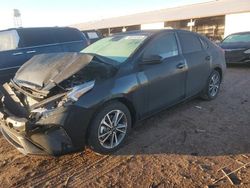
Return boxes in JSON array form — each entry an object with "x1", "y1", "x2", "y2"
[{"x1": 0, "y1": 30, "x2": 226, "y2": 156}]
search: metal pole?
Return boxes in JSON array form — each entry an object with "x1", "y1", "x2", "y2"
[
  {"x1": 108, "y1": 28, "x2": 111, "y2": 36},
  {"x1": 190, "y1": 19, "x2": 193, "y2": 31}
]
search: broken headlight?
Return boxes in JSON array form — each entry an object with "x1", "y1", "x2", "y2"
[
  {"x1": 244, "y1": 49, "x2": 250, "y2": 54},
  {"x1": 57, "y1": 80, "x2": 95, "y2": 107},
  {"x1": 30, "y1": 81, "x2": 95, "y2": 121},
  {"x1": 67, "y1": 80, "x2": 95, "y2": 102}
]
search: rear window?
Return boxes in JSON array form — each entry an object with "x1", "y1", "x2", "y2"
[
  {"x1": 0, "y1": 30, "x2": 19, "y2": 52},
  {"x1": 86, "y1": 32, "x2": 99, "y2": 39},
  {"x1": 178, "y1": 32, "x2": 202, "y2": 53},
  {"x1": 18, "y1": 28, "x2": 84, "y2": 47}
]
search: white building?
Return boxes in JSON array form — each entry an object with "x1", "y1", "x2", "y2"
[{"x1": 72, "y1": 0, "x2": 250, "y2": 40}]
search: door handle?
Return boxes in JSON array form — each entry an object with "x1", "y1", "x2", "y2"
[
  {"x1": 176, "y1": 63, "x2": 185, "y2": 69},
  {"x1": 205, "y1": 56, "x2": 211, "y2": 61},
  {"x1": 26, "y1": 50, "x2": 36, "y2": 54},
  {"x1": 12, "y1": 52, "x2": 23, "y2": 56}
]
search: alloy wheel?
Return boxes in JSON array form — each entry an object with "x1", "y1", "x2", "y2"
[
  {"x1": 209, "y1": 73, "x2": 220, "y2": 97},
  {"x1": 98, "y1": 110, "x2": 128, "y2": 149}
]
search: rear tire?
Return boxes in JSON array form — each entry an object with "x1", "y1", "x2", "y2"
[
  {"x1": 200, "y1": 70, "x2": 221, "y2": 100},
  {"x1": 88, "y1": 101, "x2": 131, "y2": 154}
]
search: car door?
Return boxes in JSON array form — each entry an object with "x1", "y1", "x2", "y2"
[
  {"x1": 138, "y1": 32, "x2": 187, "y2": 115},
  {"x1": 0, "y1": 30, "x2": 29, "y2": 84},
  {"x1": 177, "y1": 31, "x2": 210, "y2": 97},
  {"x1": 18, "y1": 28, "x2": 64, "y2": 61}
]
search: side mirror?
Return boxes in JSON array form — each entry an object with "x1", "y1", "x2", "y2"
[{"x1": 140, "y1": 55, "x2": 163, "y2": 65}]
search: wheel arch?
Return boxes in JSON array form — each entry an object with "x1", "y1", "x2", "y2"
[
  {"x1": 85, "y1": 96, "x2": 137, "y2": 144},
  {"x1": 214, "y1": 67, "x2": 223, "y2": 81},
  {"x1": 99, "y1": 97, "x2": 137, "y2": 127}
]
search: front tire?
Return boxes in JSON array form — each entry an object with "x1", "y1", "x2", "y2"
[
  {"x1": 88, "y1": 101, "x2": 131, "y2": 154},
  {"x1": 201, "y1": 70, "x2": 221, "y2": 100}
]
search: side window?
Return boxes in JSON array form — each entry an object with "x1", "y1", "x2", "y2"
[
  {"x1": 0, "y1": 30, "x2": 19, "y2": 51},
  {"x1": 200, "y1": 38, "x2": 209, "y2": 49},
  {"x1": 55, "y1": 28, "x2": 85, "y2": 43},
  {"x1": 18, "y1": 29, "x2": 56, "y2": 47},
  {"x1": 178, "y1": 32, "x2": 202, "y2": 53},
  {"x1": 18, "y1": 28, "x2": 85, "y2": 47},
  {"x1": 144, "y1": 33, "x2": 178, "y2": 59}
]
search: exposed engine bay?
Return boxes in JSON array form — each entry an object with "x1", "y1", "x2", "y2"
[{"x1": 1, "y1": 54, "x2": 116, "y2": 127}]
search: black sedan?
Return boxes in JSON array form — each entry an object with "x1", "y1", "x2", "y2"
[
  {"x1": 220, "y1": 31, "x2": 250, "y2": 64},
  {"x1": 0, "y1": 30, "x2": 226, "y2": 156}
]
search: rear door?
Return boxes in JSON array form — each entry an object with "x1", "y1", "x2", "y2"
[
  {"x1": 139, "y1": 32, "x2": 187, "y2": 114},
  {"x1": 177, "y1": 31, "x2": 210, "y2": 97},
  {"x1": 0, "y1": 30, "x2": 29, "y2": 84}
]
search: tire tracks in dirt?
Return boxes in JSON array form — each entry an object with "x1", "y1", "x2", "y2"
[
  {"x1": 64, "y1": 127, "x2": 182, "y2": 187},
  {"x1": 14, "y1": 153, "x2": 105, "y2": 187}
]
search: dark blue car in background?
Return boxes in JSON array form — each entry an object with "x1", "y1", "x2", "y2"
[
  {"x1": 0, "y1": 27, "x2": 88, "y2": 84},
  {"x1": 219, "y1": 31, "x2": 250, "y2": 64}
]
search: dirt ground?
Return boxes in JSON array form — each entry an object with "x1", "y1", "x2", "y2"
[{"x1": 0, "y1": 64, "x2": 250, "y2": 188}]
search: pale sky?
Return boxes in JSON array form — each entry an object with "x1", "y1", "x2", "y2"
[{"x1": 0, "y1": 0, "x2": 212, "y2": 30}]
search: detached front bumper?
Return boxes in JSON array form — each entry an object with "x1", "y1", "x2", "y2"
[
  {"x1": 0, "y1": 81, "x2": 93, "y2": 156},
  {"x1": 0, "y1": 108, "x2": 75, "y2": 156},
  {"x1": 0, "y1": 117, "x2": 46, "y2": 155}
]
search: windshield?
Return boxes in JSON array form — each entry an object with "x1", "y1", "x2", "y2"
[
  {"x1": 223, "y1": 33, "x2": 250, "y2": 43},
  {"x1": 81, "y1": 34, "x2": 147, "y2": 63}
]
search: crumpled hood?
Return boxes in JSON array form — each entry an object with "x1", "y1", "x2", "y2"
[{"x1": 14, "y1": 52, "x2": 94, "y2": 91}]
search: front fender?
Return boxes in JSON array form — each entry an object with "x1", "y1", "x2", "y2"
[{"x1": 76, "y1": 73, "x2": 143, "y2": 111}]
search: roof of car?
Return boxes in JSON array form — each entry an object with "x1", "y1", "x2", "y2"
[
  {"x1": 0, "y1": 27, "x2": 79, "y2": 33},
  {"x1": 228, "y1": 31, "x2": 250, "y2": 36},
  {"x1": 113, "y1": 29, "x2": 197, "y2": 36}
]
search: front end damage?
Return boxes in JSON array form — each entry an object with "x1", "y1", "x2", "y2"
[
  {"x1": 0, "y1": 80, "x2": 94, "y2": 156},
  {"x1": 0, "y1": 53, "x2": 105, "y2": 155}
]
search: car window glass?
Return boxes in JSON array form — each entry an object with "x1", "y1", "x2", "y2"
[
  {"x1": 55, "y1": 28, "x2": 85, "y2": 43},
  {"x1": 18, "y1": 29, "x2": 55, "y2": 47},
  {"x1": 200, "y1": 38, "x2": 209, "y2": 49},
  {"x1": 178, "y1": 32, "x2": 202, "y2": 53},
  {"x1": 0, "y1": 30, "x2": 19, "y2": 51},
  {"x1": 87, "y1": 32, "x2": 99, "y2": 39},
  {"x1": 144, "y1": 33, "x2": 178, "y2": 59},
  {"x1": 223, "y1": 33, "x2": 250, "y2": 43},
  {"x1": 82, "y1": 35, "x2": 147, "y2": 63},
  {"x1": 18, "y1": 28, "x2": 84, "y2": 47}
]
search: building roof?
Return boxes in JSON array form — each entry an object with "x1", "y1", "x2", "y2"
[{"x1": 72, "y1": 0, "x2": 250, "y2": 30}]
